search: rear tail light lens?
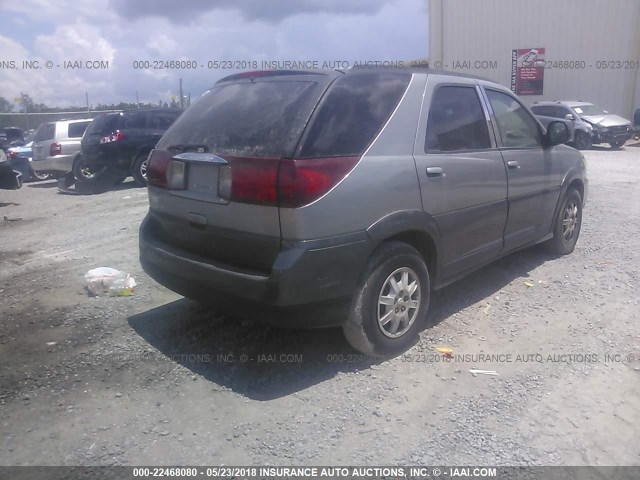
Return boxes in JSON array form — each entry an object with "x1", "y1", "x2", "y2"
[
  {"x1": 147, "y1": 149, "x2": 171, "y2": 187},
  {"x1": 167, "y1": 160, "x2": 186, "y2": 190},
  {"x1": 99, "y1": 130, "x2": 126, "y2": 144},
  {"x1": 227, "y1": 156, "x2": 280, "y2": 206},
  {"x1": 278, "y1": 156, "x2": 360, "y2": 208},
  {"x1": 147, "y1": 149, "x2": 187, "y2": 190},
  {"x1": 49, "y1": 142, "x2": 62, "y2": 156}
]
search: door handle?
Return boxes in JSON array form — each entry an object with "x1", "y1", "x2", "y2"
[
  {"x1": 507, "y1": 161, "x2": 520, "y2": 169},
  {"x1": 426, "y1": 166, "x2": 445, "y2": 177}
]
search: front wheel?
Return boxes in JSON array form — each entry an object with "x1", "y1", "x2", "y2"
[
  {"x1": 343, "y1": 241, "x2": 430, "y2": 358},
  {"x1": 546, "y1": 189, "x2": 583, "y2": 255},
  {"x1": 573, "y1": 131, "x2": 592, "y2": 150}
]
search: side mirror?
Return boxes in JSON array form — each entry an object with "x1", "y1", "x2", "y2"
[
  {"x1": 564, "y1": 113, "x2": 575, "y2": 120},
  {"x1": 546, "y1": 121, "x2": 570, "y2": 146}
]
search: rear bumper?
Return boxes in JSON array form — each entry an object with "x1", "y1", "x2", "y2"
[
  {"x1": 31, "y1": 154, "x2": 74, "y2": 174},
  {"x1": 139, "y1": 214, "x2": 372, "y2": 326}
]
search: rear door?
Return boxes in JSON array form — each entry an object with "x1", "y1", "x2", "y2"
[
  {"x1": 482, "y1": 87, "x2": 560, "y2": 251},
  {"x1": 413, "y1": 76, "x2": 508, "y2": 281},
  {"x1": 147, "y1": 75, "x2": 331, "y2": 272},
  {"x1": 32, "y1": 123, "x2": 55, "y2": 161}
]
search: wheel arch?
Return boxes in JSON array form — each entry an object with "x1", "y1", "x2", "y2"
[{"x1": 365, "y1": 210, "x2": 441, "y2": 286}]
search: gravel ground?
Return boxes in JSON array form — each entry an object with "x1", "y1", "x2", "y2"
[{"x1": 1, "y1": 143, "x2": 639, "y2": 466}]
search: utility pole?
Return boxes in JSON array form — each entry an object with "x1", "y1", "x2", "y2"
[
  {"x1": 86, "y1": 92, "x2": 89, "y2": 112},
  {"x1": 179, "y1": 78, "x2": 184, "y2": 109},
  {"x1": 136, "y1": 90, "x2": 139, "y2": 109}
]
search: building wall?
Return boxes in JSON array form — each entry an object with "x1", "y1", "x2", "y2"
[{"x1": 429, "y1": 0, "x2": 640, "y2": 118}]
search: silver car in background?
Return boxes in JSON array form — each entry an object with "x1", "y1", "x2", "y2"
[
  {"x1": 31, "y1": 119, "x2": 93, "y2": 176},
  {"x1": 531, "y1": 101, "x2": 633, "y2": 150}
]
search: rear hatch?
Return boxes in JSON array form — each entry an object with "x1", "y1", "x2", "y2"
[
  {"x1": 81, "y1": 113, "x2": 123, "y2": 164},
  {"x1": 32, "y1": 123, "x2": 55, "y2": 161},
  {"x1": 146, "y1": 72, "x2": 334, "y2": 273}
]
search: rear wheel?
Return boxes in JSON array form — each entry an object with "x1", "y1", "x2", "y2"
[
  {"x1": 72, "y1": 155, "x2": 106, "y2": 182},
  {"x1": 610, "y1": 140, "x2": 625, "y2": 149},
  {"x1": 343, "y1": 242, "x2": 430, "y2": 358},
  {"x1": 546, "y1": 189, "x2": 582, "y2": 255},
  {"x1": 573, "y1": 131, "x2": 592, "y2": 150},
  {"x1": 131, "y1": 153, "x2": 150, "y2": 187},
  {"x1": 29, "y1": 167, "x2": 52, "y2": 181}
]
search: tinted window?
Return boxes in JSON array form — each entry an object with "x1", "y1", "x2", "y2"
[
  {"x1": 123, "y1": 111, "x2": 147, "y2": 129},
  {"x1": 34, "y1": 123, "x2": 55, "y2": 141},
  {"x1": 85, "y1": 114, "x2": 122, "y2": 135},
  {"x1": 148, "y1": 111, "x2": 180, "y2": 130},
  {"x1": 158, "y1": 81, "x2": 321, "y2": 158},
  {"x1": 3, "y1": 128, "x2": 23, "y2": 141},
  {"x1": 425, "y1": 86, "x2": 491, "y2": 152},
  {"x1": 299, "y1": 72, "x2": 410, "y2": 158},
  {"x1": 67, "y1": 121, "x2": 91, "y2": 138},
  {"x1": 486, "y1": 90, "x2": 541, "y2": 148},
  {"x1": 531, "y1": 105, "x2": 555, "y2": 117}
]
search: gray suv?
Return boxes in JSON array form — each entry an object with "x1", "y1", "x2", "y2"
[
  {"x1": 531, "y1": 101, "x2": 633, "y2": 150},
  {"x1": 31, "y1": 119, "x2": 93, "y2": 176},
  {"x1": 139, "y1": 69, "x2": 587, "y2": 357}
]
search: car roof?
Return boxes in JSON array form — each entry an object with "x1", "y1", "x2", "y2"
[{"x1": 215, "y1": 67, "x2": 495, "y2": 85}]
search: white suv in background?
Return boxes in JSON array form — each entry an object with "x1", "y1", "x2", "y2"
[{"x1": 31, "y1": 119, "x2": 93, "y2": 177}]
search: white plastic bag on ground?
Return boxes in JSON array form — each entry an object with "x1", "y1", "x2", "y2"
[{"x1": 85, "y1": 267, "x2": 137, "y2": 296}]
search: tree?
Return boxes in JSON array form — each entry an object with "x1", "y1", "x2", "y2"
[
  {"x1": 0, "y1": 97, "x2": 13, "y2": 113},
  {"x1": 14, "y1": 93, "x2": 34, "y2": 113}
]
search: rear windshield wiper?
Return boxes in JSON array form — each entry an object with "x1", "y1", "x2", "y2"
[{"x1": 166, "y1": 144, "x2": 208, "y2": 153}]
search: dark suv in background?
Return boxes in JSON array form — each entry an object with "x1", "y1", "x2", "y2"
[
  {"x1": 78, "y1": 109, "x2": 182, "y2": 186},
  {"x1": 139, "y1": 68, "x2": 587, "y2": 358}
]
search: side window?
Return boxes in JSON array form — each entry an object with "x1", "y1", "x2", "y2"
[
  {"x1": 557, "y1": 107, "x2": 572, "y2": 119},
  {"x1": 148, "y1": 112, "x2": 179, "y2": 130},
  {"x1": 299, "y1": 72, "x2": 410, "y2": 158},
  {"x1": 425, "y1": 86, "x2": 491, "y2": 152},
  {"x1": 485, "y1": 90, "x2": 541, "y2": 149},
  {"x1": 67, "y1": 121, "x2": 90, "y2": 138},
  {"x1": 123, "y1": 111, "x2": 147, "y2": 129},
  {"x1": 531, "y1": 105, "x2": 552, "y2": 117}
]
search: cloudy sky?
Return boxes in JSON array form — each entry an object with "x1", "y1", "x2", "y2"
[{"x1": 0, "y1": 0, "x2": 428, "y2": 108}]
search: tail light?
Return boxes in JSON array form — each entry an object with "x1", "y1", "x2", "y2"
[
  {"x1": 147, "y1": 149, "x2": 186, "y2": 190},
  {"x1": 99, "y1": 130, "x2": 126, "y2": 144},
  {"x1": 50, "y1": 142, "x2": 62, "y2": 156},
  {"x1": 226, "y1": 156, "x2": 280, "y2": 206},
  {"x1": 148, "y1": 149, "x2": 360, "y2": 208},
  {"x1": 278, "y1": 156, "x2": 360, "y2": 208}
]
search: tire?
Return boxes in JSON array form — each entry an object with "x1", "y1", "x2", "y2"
[
  {"x1": 546, "y1": 189, "x2": 583, "y2": 255},
  {"x1": 573, "y1": 131, "x2": 592, "y2": 150},
  {"x1": 342, "y1": 241, "x2": 430, "y2": 358},
  {"x1": 131, "y1": 153, "x2": 150, "y2": 187},
  {"x1": 29, "y1": 167, "x2": 52, "y2": 181},
  {"x1": 72, "y1": 155, "x2": 106, "y2": 182},
  {"x1": 610, "y1": 140, "x2": 625, "y2": 149}
]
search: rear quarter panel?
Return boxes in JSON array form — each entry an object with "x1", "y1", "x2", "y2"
[{"x1": 279, "y1": 74, "x2": 426, "y2": 241}]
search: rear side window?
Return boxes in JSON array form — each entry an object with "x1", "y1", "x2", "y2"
[
  {"x1": 158, "y1": 81, "x2": 321, "y2": 158},
  {"x1": 85, "y1": 114, "x2": 121, "y2": 135},
  {"x1": 148, "y1": 111, "x2": 180, "y2": 130},
  {"x1": 486, "y1": 90, "x2": 541, "y2": 149},
  {"x1": 34, "y1": 123, "x2": 55, "y2": 141},
  {"x1": 123, "y1": 111, "x2": 147, "y2": 129},
  {"x1": 68, "y1": 121, "x2": 91, "y2": 138},
  {"x1": 299, "y1": 73, "x2": 410, "y2": 158},
  {"x1": 531, "y1": 105, "x2": 554, "y2": 117},
  {"x1": 425, "y1": 86, "x2": 491, "y2": 152}
]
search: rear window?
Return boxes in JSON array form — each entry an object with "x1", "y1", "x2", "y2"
[
  {"x1": 34, "y1": 123, "x2": 55, "y2": 141},
  {"x1": 123, "y1": 111, "x2": 147, "y2": 129},
  {"x1": 298, "y1": 72, "x2": 410, "y2": 158},
  {"x1": 157, "y1": 81, "x2": 321, "y2": 158},
  {"x1": 68, "y1": 121, "x2": 91, "y2": 138},
  {"x1": 85, "y1": 114, "x2": 122, "y2": 135}
]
